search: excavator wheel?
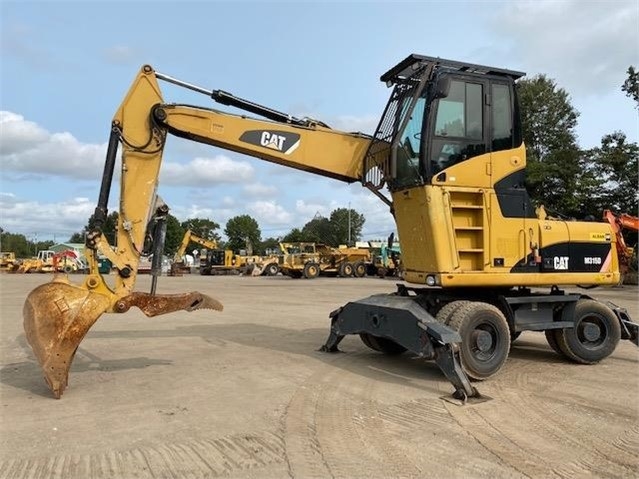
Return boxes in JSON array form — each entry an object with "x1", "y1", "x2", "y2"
[
  {"x1": 303, "y1": 262, "x2": 320, "y2": 279},
  {"x1": 359, "y1": 332, "x2": 378, "y2": 351},
  {"x1": 448, "y1": 301, "x2": 510, "y2": 380},
  {"x1": 555, "y1": 299, "x2": 621, "y2": 364},
  {"x1": 359, "y1": 333, "x2": 407, "y2": 355},
  {"x1": 435, "y1": 300, "x2": 471, "y2": 325},
  {"x1": 544, "y1": 329, "x2": 566, "y2": 357},
  {"x1": 339, "y1": 262, "x2": 354, "y2": 277},
  {"x1": 353, "y1": 261, "x2": 367, "y2": 278}
]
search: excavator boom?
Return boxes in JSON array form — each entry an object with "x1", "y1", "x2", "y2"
[{"x1": 23, "y1": 65, "x2": 375, "y2": 398}]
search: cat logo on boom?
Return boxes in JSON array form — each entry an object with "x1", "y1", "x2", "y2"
[
  {"x1": 239, "y1": 130, "x2": 301, "y2": 155},
  {"x1": 260, "y1": 132, "x2": 286, "y2": 151}
]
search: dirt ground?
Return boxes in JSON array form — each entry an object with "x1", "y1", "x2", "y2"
[{"x1": 0, "y1": 273, "x2": 637, "y2": 479}]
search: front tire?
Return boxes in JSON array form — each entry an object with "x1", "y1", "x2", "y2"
[
  {"x1": 359, "y1": 333, "x2": 406, "y2": 355},
  {"x1": 556, "y1": 300, "x2": 621, "y2": 364},
  {"x1": 448, "y1": 302, "x2": 511, "y2": 380},
  {"x1": 303, "y1": 262, "x2": 320, "y2": 279},
  {"x1": 435, "y1": 300, "x2": 470, "y2": 325},
  {"x1": 545, "y1": 329, "x2": 566, "y2": 356}
]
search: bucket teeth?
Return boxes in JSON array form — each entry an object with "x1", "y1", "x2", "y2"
[{"x1": 115, "y1": 291, "x2": 223, "y2": 317}]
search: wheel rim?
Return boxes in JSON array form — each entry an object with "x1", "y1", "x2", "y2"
[
  {"x1": 575, "y1": 313, "x2": 608, "y2": 349},
  {"x1": 469, "y1": 323, "x2": 499, "y2": 362}
]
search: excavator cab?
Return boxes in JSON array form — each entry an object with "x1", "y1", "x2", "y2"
[{"x1": 363, "y1": 54, "x2": 526, "y2": 195}]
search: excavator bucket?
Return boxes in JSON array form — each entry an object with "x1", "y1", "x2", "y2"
[
  {"x1": 24, "y1": 275, "x2": 224, "y2": 398},
  {"x1": 23, "y1": 277, "x2": 111, "y2": 398}
]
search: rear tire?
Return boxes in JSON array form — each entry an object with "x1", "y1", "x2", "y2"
[
  {"x1": 359, "y1": 333, "x2": 406, "y2": 355},
  {"x1": 353, "y1": 261, "x2": 367, "y2": 278},
  {"x1": 339, "y1": 262, "x2": 354, "y2": 277},
  {"x1": 448, "y1": 302, "x2": 511, "y2": 380},
  {"x1": 556, "y1": 300, "x2": 621, "y2": 364}
]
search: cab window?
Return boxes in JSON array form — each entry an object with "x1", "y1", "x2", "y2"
[
  {"x1": 491, "y1": 83, "x2": 513, "y2": 151},
  {"x1": 429, "y1": 79, "x2": 486, "y2": 176},
  {"x1": 393, "y1": 95, "x2": 426, "y2": 188}
]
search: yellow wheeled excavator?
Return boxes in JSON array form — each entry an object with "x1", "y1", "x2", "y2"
[{"x1": 23, "y1": 55, "x2": 638, "y2": 400}]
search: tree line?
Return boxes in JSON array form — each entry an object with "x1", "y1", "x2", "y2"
[{"x1": 1, "y1": 66, "x2": 636, "y2": 259}]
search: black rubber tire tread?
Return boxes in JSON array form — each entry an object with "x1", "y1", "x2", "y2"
[
  {"x1": 359, "y1": 333, "x2": 381, "y2": 351},
  {"x1": 265, "y1": 263, "x2": 279, "y2": 276},
  {"x1": 339, "y1": 262, "x2": 354, "y2": 277},
  {"x1": 435, "y1": 300, "x2": 471, "y2": 326},
  {"x1": 353, "y1": 261, "x2": 367, "y2": 278},
  {"x1": 303, "y1": 262, "x2": 320, "y2": 279},
  {"x1": 544, "y1": 329, "x2": 566, "y2": 356},
  {"x1": 556, "y1": 299, "x2": 621, "y2": 364},
  {"x1": 366, "y1": 334, "x2": 407, "y2": 355},
  {"x1": 448, "y1": 301, "x2": 511, "y2": 381},
  {"x1": 377, "y1": 267, "x2": 387, "y2": 278}
]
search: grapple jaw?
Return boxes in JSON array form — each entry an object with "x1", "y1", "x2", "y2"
[{"x1": 23, "y1": 276, "x2": 223, "y2": 399}]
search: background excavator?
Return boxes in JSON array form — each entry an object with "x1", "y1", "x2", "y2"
[
  {"x1": 170, "y1": 229, "x2": 221, "y2": 275},
  {"x1": 23, "y1": 54, "x2": 638, "y2": 400}
]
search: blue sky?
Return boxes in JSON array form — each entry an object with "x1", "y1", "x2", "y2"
[{"x1": 1, "y1": 0, "x2": 637, "y2": 243}]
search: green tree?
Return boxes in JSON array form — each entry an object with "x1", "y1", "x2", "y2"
[
  {"x1": 164, "y1": 214, "x2": 185, "y2": 256},
  {"x1": 622, "y1": 66, "x2": 639, "y2": 108},
  {"x1": 298, "y1": 208, "x2": 365, "y2": 246},
  {"x1": 586, "y1": 132, "x2": 638, "y2": 214},
  {"x1": 281, "y1": 228, "x2": 305, "y2": 243},
  {"x1": 301, "y1": 214, "x2": 332, "y2": 243},
  {"x1": 517, "y1": 75, "x2": 584, "y2": 213},
  {"x1": 180, "y1": 218, "x2": 221, "y2": 242},
  {"x1": 69, "y1": 211, "x2": 119, "y2": 244},
  {"x1": 328, "y1": 208, "x2": 365, "y2": 246},
  {"x1": 0, "y1": 230, "x2": 31, "y2": 258},
  {"x1": 260, "y1": 237, "x2": 281, "y2": 255},
  {"x1": 224, "y1": 215, "x2": 261, "y2": 254}
]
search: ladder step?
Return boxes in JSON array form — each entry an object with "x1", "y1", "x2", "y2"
[{"x1": 451, "y1": 204, "x2": 483, "y2": 209}]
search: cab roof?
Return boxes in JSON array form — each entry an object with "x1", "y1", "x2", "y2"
[{"x1": 381, "y1": 54, "x2": 526, "y2": 84}]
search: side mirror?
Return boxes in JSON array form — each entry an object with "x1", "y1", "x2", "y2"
[{"x1": 433, "y1": 76, "x2": 451, "y2": 99}]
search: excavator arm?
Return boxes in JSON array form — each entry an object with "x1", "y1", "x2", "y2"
[{"x1": 23, "y1": 65, "x2": 375, "y2": 398}]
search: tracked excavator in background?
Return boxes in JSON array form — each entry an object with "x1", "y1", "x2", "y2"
[{"x1": 24, "y1": 55, "x2": 638, "y2": 400}]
